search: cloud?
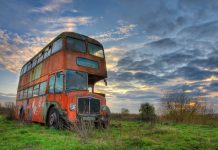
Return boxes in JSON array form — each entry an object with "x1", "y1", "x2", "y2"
[
  {"x1": 189, "y1": 56, "x2": 218, "y2": 70},
  {"x1": 174, "y1": 66, "x2": 218, "y2": 81},
  {"x1": 39, "y1": 16, "x2": 93, "y2": 32},
  {"x1": 32, "y1": 0, "x2": 73, "y2": 13},
  {"x1": 0, "y1": 92, "x2": 16, "y2": 104},
  {"x1": 0, "y1": 15, "x2": 93, "y2": 73},
  {"x1": 91, "y1": 24, "x2": 137, "y2": 42},
  {"x1": 178, "y1": 20, "x2": 218, "y2": 41}
]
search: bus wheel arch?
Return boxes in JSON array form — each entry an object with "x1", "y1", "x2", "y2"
[
  {"x1": 46, "y1": 104, "x2": 55, "y2": 125},
  {"x1": 46, "y1": 105, "x2": 63, "y2": 129}
]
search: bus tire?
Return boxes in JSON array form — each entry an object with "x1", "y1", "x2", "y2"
[
  {"x1": 19, "y1": 108, "x2": 24, "y2": 121},
  {"x1": 47, "y1": 107, "x2": 62, "y2": 129},
  {"x1": 102, "y1": 120, "x2": 109, "y2": 129}
]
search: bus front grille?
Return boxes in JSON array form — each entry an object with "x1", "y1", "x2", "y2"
[{"x1": 78, "y1": 97, "x2": 100, "y2": 114}]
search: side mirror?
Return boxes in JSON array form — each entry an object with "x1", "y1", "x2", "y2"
[{"x1": 104, "y1": 79, "x2": 107, "y2": 86}]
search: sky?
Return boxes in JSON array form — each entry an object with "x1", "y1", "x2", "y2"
[{"x1": 0, "y1": 0, "x2": 218, "y2": 113}]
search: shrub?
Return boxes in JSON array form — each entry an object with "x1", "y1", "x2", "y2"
[
  {"x1": 121, "y1": 108, "x2": 129, "y2": 115},
  {"x1": 0, "y1": 102, "x2": 16, "y2": 120},
  {"x1": 139, "y1": 103, "x2": 156, "y2": 126},
  {"x1": 161, "y1": 90, "x2": 214, "y2": 124}
]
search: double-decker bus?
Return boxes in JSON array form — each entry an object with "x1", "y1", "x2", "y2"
[{"x1": 15, "y1": 32, "x2": 110, "y2": 128}]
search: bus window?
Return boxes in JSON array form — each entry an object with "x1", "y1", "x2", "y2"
[
  {"x1": 33, "y1": 84, "x2": 39, "y2": 97},
  {"x1": 23, "y1": 89, "x2": 28, "y2": 99},
  {"x1": 49, "y1": 76, "x2": 55, "y2": 93},
  {"x1": 52, "y1": 38, "x2": 62, "y2": 54},
  {"x1": 55, "y1": 72, "x2": 64, "y2": 93},
  {"x1": 32, "y1": 56, "x2": 38, "y2": 68},
  {"x1": 27, "y1": 87, "x2": 33, "y2": 98},
  {"x1": 20, "y1": 68, "x2": 24, "y2": 75},
  {"x1": 23, "y1": 65, "x2": 27, "y2": 74},
  {"x1": 39, "y1": 81, "x2": 47, "y2": 95},
  {"x1": 88, "y1": 43, "x2": 104, "y2": 58},
  {"x1": 27, "y1": 62, "x2": 32, "y2": 71},
  {"x1": 37, "y1": 53, "x2": 44, "y2": 64},
  {"x1": 66, "y1": 37, "x2": 86, "y2": 53},
  {"x1": 77, "y1": 57, "x2": 99, "y2": 69},
  {"x1": 19, "y1": 90, "x2": 23, "y2": 100},
  {"x1": 43, "y1": 47, "x2": 51, "y2": 59},
  {"x1": 66, "y1": 70, "x2": 88, "y2": 91}
]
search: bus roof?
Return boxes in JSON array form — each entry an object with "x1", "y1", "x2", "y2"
[{"x1": 21, "y1": 32, "x2": 103, "y2": 69}]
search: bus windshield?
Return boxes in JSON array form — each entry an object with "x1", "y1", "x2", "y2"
[
  {"x1": 88, "y1": 43, "x2": 104, "y2": 58},
  {"x1": 66, "y1": 70, "x2": 88, "y2": 91}
]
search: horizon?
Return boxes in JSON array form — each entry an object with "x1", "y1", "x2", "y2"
[{"x1": 1, "y1": 0, "x2": 218, "y2": 113}]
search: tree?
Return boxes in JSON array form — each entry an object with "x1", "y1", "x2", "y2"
[
  {"x1": 161, "y1": 90, "x2": 214, "y2": 123},
  {"x1": 139, "y1": 103, "x2": 156, "y2": 125},
  {"x1": 121, "y1": 108, "x2": 129, "y2": 115}
]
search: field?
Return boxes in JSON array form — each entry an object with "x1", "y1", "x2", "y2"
[{"x1": 1, "y1": 116, "x2": 218, "y2": 150}]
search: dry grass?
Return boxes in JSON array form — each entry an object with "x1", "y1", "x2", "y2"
[
  {"x1": 0, "y1": 102, "x2": 16, "y2": 120},
  {"x1": 62, "y1": 119, "x2": 97, "y2": 143}
]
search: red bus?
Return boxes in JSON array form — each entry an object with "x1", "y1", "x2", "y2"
[{"x1": 15, "y1": 32, "x2": 110, "y2": 128}]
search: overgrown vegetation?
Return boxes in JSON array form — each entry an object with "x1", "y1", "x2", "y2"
[
  {"x1": 139, "y1": 103, "x2": 157, "y2": 127},
  {"x1": 0, "y1": 115, "x2": 218, "y2": 150},
  {"x1": 0, "y1": 102, "x2": 16, "y2": 120},
  {"x1": 161, "y1": 91, "x2": 216, "y2": 125},
  {"x1": 1, "y1": 97, "x2": 218, "y2": 149}
]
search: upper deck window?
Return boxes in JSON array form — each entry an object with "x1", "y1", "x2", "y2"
[
  {"x1": 37, "y1": 53, "x2": 44, "y2": 64},
  {"x1": 52, "y1": 38, "x2": 62, "y2": 54},
  {"x1": 88, "y1": 43, "x2": 104, "y2": 58},
  {"x1": 32, "y1": 57, "x2": 38, "y2": 68},
  {"x1": 27, "y1": 62, "x2": 32, "y2": 71},
  {"x1": 67, "y1": 37, "x2": 86, "y2": 53},
  {"x1": 43, "y1": 47, "x2": 51, "y2": 59}
]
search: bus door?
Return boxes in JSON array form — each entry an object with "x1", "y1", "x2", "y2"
[{"x1": 48, "y1": 72, "x2": 65, "y2": 109}]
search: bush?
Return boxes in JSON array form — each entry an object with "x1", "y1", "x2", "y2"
[
  {"x1": 161, "y1": 90, "x2": 214, "y2": 124},
  {"x1": 121, "y1": 108, "x2": 129, "y2": 115},
  {"x1": 0, "y1": 102, "x2": 16, "y2": 120},
  {"x1": 139, "y1": 103, "x2": 156, "y2": 126}
]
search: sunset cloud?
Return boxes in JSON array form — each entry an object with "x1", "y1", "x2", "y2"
[
  {"x1": 32, "y1": 0, "x2": 73, "y2": 13},
  {"x1": 1, "y1": 0, "x2": 218, "y2": 113}
]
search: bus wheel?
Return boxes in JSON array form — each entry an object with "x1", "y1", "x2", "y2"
[
  {"x1": 47, "y1": 107, "x2": 62, "y2": 129},
  {"x1": 19, "y1": 108, "x2": 24, "y2": 121},
  {"x1": 102, "y1": 120, "x2": 110, "y2": 129}
]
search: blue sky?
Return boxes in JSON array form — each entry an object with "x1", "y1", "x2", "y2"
[{"x1": 1, "y1": 0, "x2": 218, "y2": 113}]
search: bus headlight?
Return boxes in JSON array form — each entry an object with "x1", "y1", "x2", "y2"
[{"x1": 70, "y1": 104, "x2": 76, "y2": 111}]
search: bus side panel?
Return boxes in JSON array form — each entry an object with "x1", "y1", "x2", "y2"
[
  {"x1": 15, "y1": 100, "x2": 23, "y2": 119},
  {"x1": 31, "y1": 96, "x2": 46, "y2": 123}
]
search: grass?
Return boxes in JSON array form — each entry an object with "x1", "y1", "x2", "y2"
[{"x1": 0, "y1": 116, "x2": 218, "y2": 150}]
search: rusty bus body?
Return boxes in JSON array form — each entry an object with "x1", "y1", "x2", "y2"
[{"x1": 15, "y1": 32, "x2": 110, "y2": 128}]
